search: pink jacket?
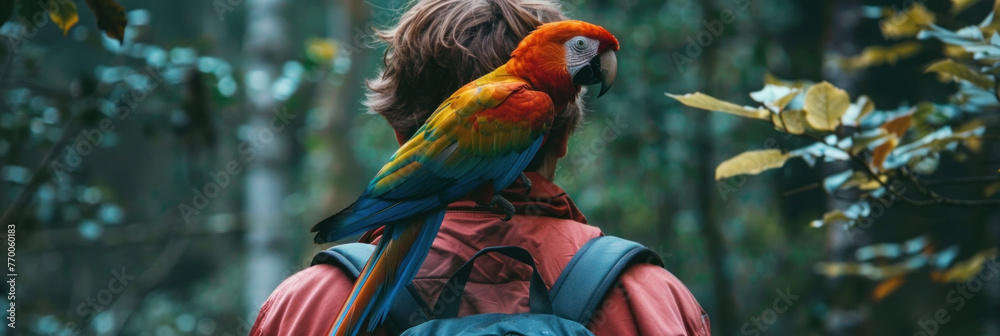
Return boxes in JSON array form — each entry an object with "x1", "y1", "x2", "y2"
[{"x1": 251, "y1": 173, "x2": 711, "y2": 335}]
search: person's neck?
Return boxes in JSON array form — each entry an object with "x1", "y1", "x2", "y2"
[{"x1": 535, "y1": 153, "x2": 558, "y2": 181}]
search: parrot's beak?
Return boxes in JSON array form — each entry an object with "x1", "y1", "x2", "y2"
[
  {"x1": 570, "y1": 49, "x2": 618, "y2": 98},
  {"x1": 597, "y1": 50, "x2": 617, "y2": 98}
]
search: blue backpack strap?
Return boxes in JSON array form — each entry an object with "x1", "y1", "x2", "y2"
[
  {"x1": 311, "y1": 243, "x2": 431, "y2": 333},
  {"x1": 549, "y1": 236, "x2": 664, "y2": 325}
]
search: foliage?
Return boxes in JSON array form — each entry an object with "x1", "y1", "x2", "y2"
[
  {"x1": 2, "y1": 0, "x2": 128, "y2": 43},
  {"x1": 668, "y1": 0, "x2": 1000, "y2": 294}
]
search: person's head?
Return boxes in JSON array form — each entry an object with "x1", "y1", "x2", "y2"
[{"x1": 365, "y1": 0, "x2": 584, "y2": 178}]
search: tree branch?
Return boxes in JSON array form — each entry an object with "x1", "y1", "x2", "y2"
[
  {"x1": 784, "y1": 128, "x2": 1000, "y2": 207},
  {"x1": 0, "y1": 114, "x2": 80, "y2": 226},
  {"x1": 783, "y1": 182, "x2": 820, "y2": 196},
  {"x1": 899, "y1": 167, "x2": 1000, "y2": 206},
  {"x1": 919, "y1": 175, "x2": 1000, "y2": 186}
]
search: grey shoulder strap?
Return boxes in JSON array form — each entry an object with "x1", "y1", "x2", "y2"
[
  {"x1": 311, "y1": 243, "x2": 431, "y2": 333},
  {"x1": 548, "y1": 236, "x2": 664, "y2": 325}
]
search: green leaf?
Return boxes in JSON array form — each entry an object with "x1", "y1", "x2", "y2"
[
  {"x1": 850, "y1": 129, "x2": 890, "y2": 154},
  {"x1": 804, "y1": 81, "x2": 850, "y2": 131},
  {"x1": 48, "y1": 0, "x2": 79, "y2": 35},
  {"x1": 715, "y1": 149, "x2": 790, "y2": 180},
  {"x1": 925, "y1": 59, "x2": 995, "y2": 89},
  {"x1": 84, "y1": 0, "x2": 128, "y2": 44},
  {"x1": 666, "y1": 92, "x2": 770, "y2": 120}
]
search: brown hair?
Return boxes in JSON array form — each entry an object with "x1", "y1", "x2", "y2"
[{"x1": 365, "y1": 0, "x2": 585, "y2": 142}]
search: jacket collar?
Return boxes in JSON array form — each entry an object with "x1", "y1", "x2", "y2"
[
  {"x1": 358, "y1": 172, "x2": 586, "y2": 243},
  {"x1": 446, "y1": 172, "x2": 587, "y2": 223}
]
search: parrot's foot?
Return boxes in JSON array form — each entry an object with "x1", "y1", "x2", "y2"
[
  {"x1": 518, "y1": 173, "x2": 532, "y2": 195},
  {"x1": 488, "y1": 194, "x2": 515, "y2": 221}
]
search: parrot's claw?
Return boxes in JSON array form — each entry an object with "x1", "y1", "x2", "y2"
[
  {"x1": 518, "y1": 173, "x2": 532, "y2": 195},
  {"x1": 489, "y1": 194, "x2": 516, "y2": 221}
]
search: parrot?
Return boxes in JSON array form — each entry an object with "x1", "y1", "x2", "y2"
[{"x1": 310, "y1": 20, "x2": 619, "y2": 336}]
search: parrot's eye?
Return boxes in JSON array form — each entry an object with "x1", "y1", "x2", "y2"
[{"x1": 574, "y1": 38, "x2": 587, "y2": 49}]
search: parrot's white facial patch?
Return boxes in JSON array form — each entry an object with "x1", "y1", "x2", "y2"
[{"x1": 564, "y1": 36, "x2": 600, "y2": 69}]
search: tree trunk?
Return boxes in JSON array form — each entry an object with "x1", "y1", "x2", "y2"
[
  {"x1": 820, "y1": 0, "x2": 863, "y2": 334},
  {"x1": 693, "y1": 4, "x2": 738, "y2": 335},
  {"x1": 242, "y1": 0, "x2": 292, "y2": 320},
  {"x1": 302, "y1": 0, "x2": 371, "y2": 248}
]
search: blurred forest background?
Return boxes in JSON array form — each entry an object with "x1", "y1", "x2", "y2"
[{"x1": 2, "y1": 0, "x2": 1000, "y2": 335}]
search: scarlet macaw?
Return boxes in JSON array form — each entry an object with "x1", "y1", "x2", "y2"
[{"x1": 311, "y1": 20, "x2": 619, "y2": 336}]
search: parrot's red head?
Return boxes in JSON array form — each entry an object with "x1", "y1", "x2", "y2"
[{"x1": 508, "y1": 20, "x2": 619, "y2": 105}]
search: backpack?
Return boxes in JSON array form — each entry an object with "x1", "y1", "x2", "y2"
[{"x1": 311, "y1": 236, "x2": 664, "y2": 336}]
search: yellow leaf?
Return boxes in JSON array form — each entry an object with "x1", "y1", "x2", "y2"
[
  {"x1": 750, "y1": 85, "x2": 799, "y2": 112},
  {"x1": 883, "y1": 114, "x2": 913, "y2": 138},
  {"x1": 943, "y1": 45, "x2": 974, "y2": 60},
  {"x1": 804, "y1": 82, "x2": 850, "y2": 131},
  {"x1": 771, "y1": 89, "x2": 799, "y2": 112},
  {"x1": 855, "y1": 96, "x2": 876, "y2": 124},
  {"x1": 984, "y1": 0, "x2": 1000, "y2": 34},
  {"x1": 851, "y1": 130, "x2": 890, "y2": 154},
  {"x1": 841, "y1": 171, "x2": 886, "y2": 190},
  {"x1": 822, "y1": 210, "x2": 851, "y2": 224},
  {"x1": 84, "y1": 0, "x2": 128, "y2": 45},
  {"x1": 965, "y1": 137, "x2": 983, "y2": 153},
  {"x1": 880, "y1": 3, "x2": 935, "y2": 38},
  {"x1": 306, "y1": 38, "x2": 338, "y2": 63},
  {"x1": 912, "y1": 102, "x2": 935, "y2": 120},
  {"x1": 934, "y1": 248, "x2": 997, "y2": 283},
  {"x1": 871, "y1": 138, "x2": 899, "y2": 171},
  {"x1": 763, "y1": 73, "x2": 812, "y2": 88},
  {"x1": 955, "y1": 119, "x2": 987, "y2": 153},
  {"x1": 838, "y1": 42, "x2": 921, "y2": 71},
  {"x1": 772, "y1": 109, "x2": 809, "y2": 135},
  {"x1": 715, "y1": 149, "x2": 790, "y2": 180},
  {"x1": 872, "y1": 275, "x2": 906, "y2": 302},
  {"x1": 951, "y1": 0, "x2": 983, "y2": 14},
  {"x1": 48, "y1": 0, "x2": 79, "y2": 35},
  {"x1": 926, "y1": 60, "x2": 995, "y2": 89},
  {"x1": 666, "y1": 92, "x2": 770, "y2": 120},
  {"x1": 955, "y1": 118, "x2": 987, "y2": 133},
  {"x1": 984, "y1": 181, "x2": 1000, "y2": 198}
]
